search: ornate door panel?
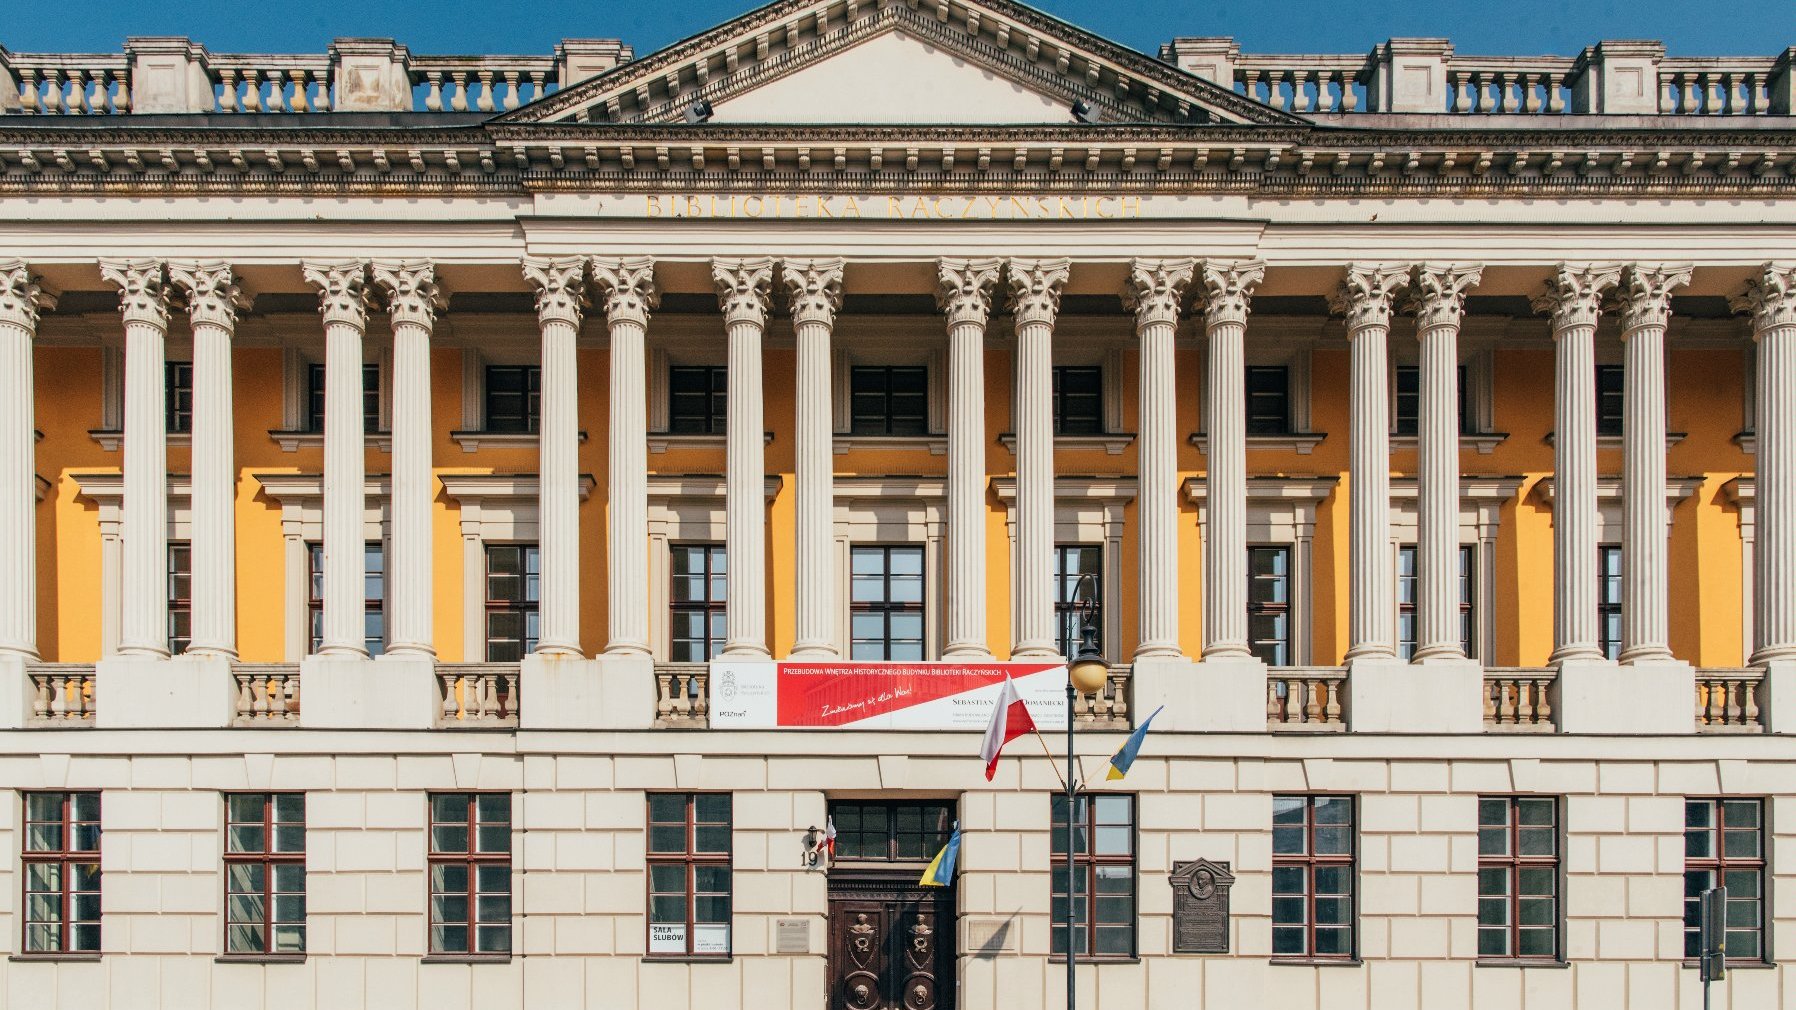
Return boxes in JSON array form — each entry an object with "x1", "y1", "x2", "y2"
[{"x1": 827, "y1": 878, "x2": 954, "y2": 1010}]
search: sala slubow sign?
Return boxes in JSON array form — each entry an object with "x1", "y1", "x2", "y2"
[{"x1": 708, "y1": 662, "x2": 1071, "y2": 730}]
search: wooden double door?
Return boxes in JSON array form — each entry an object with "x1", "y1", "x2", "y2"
[{"x1": 827, "y1": 871, "x2": 956, "y2": 1010}]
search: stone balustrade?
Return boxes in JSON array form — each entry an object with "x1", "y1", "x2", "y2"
[
  {"x1": 27, "y1": 663, "x2": 96, "y2": 724},
  {"x1": 1695, "y1": 668, "x2": 1765, "y2": 732},
  {"x1": 1267, "y1": 668, "x2": 1347, "y2": 730},
  {"x1": 437, "y1": 663, "x2": 518, "y2": 727},
  {"x1": 233, "y1": 664, "x2": 301, "y2": 724},
  {"x1": 655, "y1": 663, "x2": 710, "y2": 727},
  {"x1": 1482, "y1": 668, "x2": 1557, "y2": 732},
  {"x1": 1075, "y1": 665, "x2": 1133, "y2": 728}
]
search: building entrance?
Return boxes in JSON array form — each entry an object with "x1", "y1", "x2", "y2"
[{"x1": 825, "y1": 801, "x2": 957, "y2": 1010}]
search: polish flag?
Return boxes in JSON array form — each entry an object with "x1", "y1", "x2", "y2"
[{"x1": 979, "y1": 676, "x2": 1038, "y2": 781}]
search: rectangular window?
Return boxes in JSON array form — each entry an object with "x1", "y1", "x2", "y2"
[
  {"x1": 849, "y1": 545, "x2": 925, "y2": 660},
  {"x1": 168, "y1": 541, "x2": 192, "y2": 656},
  {"x1": 647, "y1": 793, "x2": 733, "y2": 958},
  {"x1": 1393, "y1": 365, "x2": 1471, "y2": 436},
  {"x1": 306, "y1": 542, "x2": 386, "y2": 655},
  {"x1": 224, "y1": 793, "x2": 306, "y2": 956},
  {"x1": 22, "y1": 791, "x2": 101, "y2": 955},
  {"x1": 1396, "y1": 545, "x2": 1476, "y2": 660},
  {"x1": 827, "y1": 801, "x2": 954, "y2": 862},
  {"x1": 668, "y1": 365, "x2": 727, "y2": 434},
  {"x1": 427, "y1": 793, "x2": 512, "y2": 957},
  {"x1": 850, "y1": 366, "x2": 928, "y2": 436},
  {"x1": 1054, "y1": 545, "x2": 1103, "y2": 659},
  {"x1": 1596, "y1": 365, "x2": 1624, "y2": 437},
  {"x1": 1053, "y1": 366, "x2": 1103, "y2": 436},
  {"x1": 1598, "y1": 546, "x2": 1622, "y2": 661},
  {"x1": 484, "y1": 544, "x2": 540, "y2": 661},
  {"x1": 1478, "y1": 796, "x2": 1559, "y2": 962},
  {"x1": 166, "y1": 361, "x2": 193, "y2": 434},
  {"x1": 305, "y1": 362, "x2": 381, "y2": 433},
  {"x1": 1050, "y1": 793, "x2": 1135, "y2": 958},
  {"x1": 1685, "y1": 798, "x2": 1766, "y2": 964},
  {"x1": 1246, "y1": 366, "x2": 1291, "y2": 435},
  {"x1": 1248, "y1": 545, "x2": 1291, "y2": 666},
  {"x1": 1272, "y1": 794, "x2": 1355, "y2": 960},
  {"x1": 483, "y1": 365, "x2": 540, "y2": 434},
  {"x1": 670, "y1": 544, "x2": 727, "y2": 663}
]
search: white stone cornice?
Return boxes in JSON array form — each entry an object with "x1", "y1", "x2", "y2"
[
  {"x1": 1729, "y1": 264, "x2": 1796, "y2": 334},
  {"x1": 936, "y1": 258, "x2": 1003, "y2": 329},
  {"x1": 712, "y1": 257, "x2": 775, "y2": 327},
  {"x1": 1005, "y1": 258, "x2": 1070, "y2": 327},
  {"x1": 590, "y1": 256, "x2": 660, "y2": 328},
  {"x1": 301, "y1": 259, "x2": 372, "y2": 328},
  {"x1": 1121, "y1": 258, "x2": 1194, "y2": 328},
  {"x1": 168, "y1": 261, "x2": 250, "y2": 330},
  {"x1": 522, "y1": 256, "x2": 589, "y2": 327},
  {"x1": 1193, "y1": 260, "x2": 1265, "y2": 327},
  {"x1": 1329, "y1": 263, "x2": 1408, "y2": 333},
  {"x1": 99, "y1": 258, "x2": 171, "y2": 330},
  {"x1": 1531, "y1": 263, "x2": 1623, "y2": 331},
  {"x1": 371, "y1": 259, "x2": 446, "y2": 329},
  {"x1": 780, "y1": 258, "x2": 845, "y2": 327},
  {"x1": 1611, "y1": 263, "x2": 1692, "y2": 334},
  {"x1": 0, "y1": 261, "x2": 57, "y2": 330},
  {"x1": 1405, "y1": 263, "x2": 1483, "y2": 331}
]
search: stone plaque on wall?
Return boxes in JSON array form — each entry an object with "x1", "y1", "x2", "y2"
[
  {"x1": 775, "y1": 918, "x2": 811, "y2": 954},
  {"x1": 1169, "y1": 859, "x2": 1235, "y2": 954}
]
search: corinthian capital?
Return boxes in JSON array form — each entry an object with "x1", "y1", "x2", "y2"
[
  {"x1": 1006, "y1": 258, "x2": 1070, "y2": 327},
  {"x1": 1531, "y1": 263, "x2": 1622, "y2": 331},
  {"x1": 371, "y1": 260, "x2": 446, "y2": 330},
  {"x1": 1610, "y1": 264, "x2": 1692, "y2": 334},
  {"x1": 1406, "y1": 263, "x2": 1484, "y2": 331},
  {"x1": 522, "y1": 257, "x2": 588, "y2": 328},
  {"x1": 1194, "y1": 260, "x2": 1266, "y2": 327},
  {"x1": 169, "y1": 261, "x2": 250, "y2": 331},
  {"x1": 781, "y1": 258, "x2": 845, "y2": 328},
  {"x1": 301, "y1": 260, "x2": 372, "y2": 328},
  {"x1": 100, "y1": 258, "x2": 171, "y2": 329},
  {"x1": 1328, "y1": 264, "x2": 1408, "y2": 333},
  {"x1": 590, "y1": 257, "x2": 659, "y2": 328},
  {"x1": 1730, "y1": 263, "x2": 1796, "y2": 333},
  {"x1": 0, "y1": 261, "x2": 57, "y2": 330},
  {"x1": 712, "y1": 257, "x2": 775, "y2": 328},
  {"x1": 936, "y1": 258, "x2": 1003, "y2": 328},
  {"x1": 1122, "y1": 259, "x2": 1195, "y2": 329}
]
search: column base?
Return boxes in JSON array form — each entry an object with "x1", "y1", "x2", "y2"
[
  {"x1": 1758, "y1": 659, "x2": 1796, "y2": 733},
  {"x1": 1132, "y1": 655, "x2": 1267, "y2": 733},
  {"x1": 1345, "y1": 655, "x2": 1483, "y2": 733},
  {"x1": 1557, "y1": 657, "x2": 1694, "y2": 734},
  {"x1": 0, "y1": 654, "x2": 31, "y2": 729},
  {"x1": 519, "y1": 652, "x2": 656, "y2": 730},
  {"x1": 298, "y1": 654, "x2": 438, "y2": 730},
  {"x1": 96, "y1": 654, "x2": 236, "y2": 729}
]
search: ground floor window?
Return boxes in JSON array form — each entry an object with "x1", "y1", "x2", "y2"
[
  {"x1": 1272, "y1": 794, "x2": 1355, "y2": 960},
  {"x1": 1050, "y1": 793, "x2": 1135, "y2": 958},
  {"x1": 647, "y1": 793, "x2": 733, "y2": 957},
  {"x1": 427, "y1": 792, "x2": 511, "y2": 956}
]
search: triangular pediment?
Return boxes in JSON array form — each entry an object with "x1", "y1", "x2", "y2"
[{"x1": 504, "y1": 0, "x2": 1297, "y2": 127}]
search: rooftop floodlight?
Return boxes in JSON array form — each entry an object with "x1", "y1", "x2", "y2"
[
  {"x1": 684, "y1": 99, "x2": 715, "y2": 124},
  {"x1": 1071, "y1": 99, "x2": 1100, "y2": 124}
]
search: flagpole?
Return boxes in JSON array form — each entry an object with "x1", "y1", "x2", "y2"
[{"x1": 1031, "y1": 724, "x2": 1069, "y2": 792}]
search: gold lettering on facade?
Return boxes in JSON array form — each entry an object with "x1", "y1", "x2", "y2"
[{"x1": 636, "y1": 194, "x2": 1145, "y2": 220}]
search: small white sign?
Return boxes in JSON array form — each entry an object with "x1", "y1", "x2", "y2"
[
  {"x1": 692, "y1": 923, "x2": 730, "y2": 955},
  {"x1": 648, "y1": 923, "x2": 687, "y2": 953}
]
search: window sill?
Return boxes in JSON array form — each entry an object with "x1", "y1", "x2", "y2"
[
  {"x1": 1542, "y1": 431, "x2": 1686, "y2": 450},
  {"x1": 1736, "y1": 430, "x2": 1757, "y2": 454},
  {"x1": 647, "y1": 432, "x2": 774, "y2": 454},
  {"x1": 448, "y1": 429, "x2": 587, "y2": 453},
  {"x1": 1387, "y1": 433, "x2": 1509, "y2": 455},
  {"x1": 1681, "y1": 959, "x2": 1774, "y2": 969},
  {"x1": 1476, "y1": 959, "x2": 1567, "y2": 969},
  {"x1": 215, "y1": 954, "x2": 306, "y2": 965},
  {"x1": 835, "y1": 435, "x2": 947, "y2": 455},
  {"x1": 1048, "y1": 955, "x2": 1139, "y2": 965},
  {"x1": 1189, "y1": 431, "x2": 1327, "y2": 455},
  {"x1": 1268, "y1": 958, "x2": 1362, "y2": 967},
  {"x1": 998, "y1": 432, "x2": 1136, "y2": 456},
  {"x1": 90, "y1": 428, "x2": 192, "y2": 451},
  {"x1": 642, "y1": 955, "x2": 734, "y2": 964},
  {"x1": 420, "y1": 954, "x2": 512, "y2": 965},
  {"x1": 9, "y1": 953, "x2": 102, "y2": 963},
  {"x1": 266, "y1": 429, "x2": 393, "y2": 453}
]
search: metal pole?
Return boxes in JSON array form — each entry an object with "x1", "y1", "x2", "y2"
[{"x1": 1065, "y1": 675, "x2": 1076, "y2": 1010}]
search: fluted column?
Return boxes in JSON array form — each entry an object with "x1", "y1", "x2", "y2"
[
  {"x1": 1332, "y1": 264, "x2": 1408, "y2": 661},
  {"x1": 302, "y1": 261, "x2": 373, "y2": 658},
  {"x1": 1614, "y1": 264, "x2": 1690, "y2": 663},
  {"x1": 938, "y1": 259, "x2": 1002, "y2": 659},
  {"x1": 1123, "y1": 259, "x2": 1195, "y2": 659},
  {"x1": 102, "y1": 259, "x2": 173, "y2": 658},
  {"x1": 714, "y1": 259, "x2": 774, "y2": 659},
  {"x1": 1407, "y1": 263, "x2": 1483, "y2": 660},
  {"x1": 170, "y1": 263, "x2": 249, "y2": 659},
  {"x1": 783, "y1": 259, "x2": 845, "y2": 659},
  {"x1": 523, "y1": 257, "x2": 588, "y2": 657},
  {"x1": 1733, "y1": 265, "x2": 1796, "y2": 663},
  {"x1": 372, "y1": 260, "x2": 443, "y2": 659},
  {"x1": 592, "y1": 257, "x2": 659, "y2": 658},
  {"x1": 0, "y1": 264, "x2": 54, "y2": 660},
  {"x1": 1196, "y1": 261, "x2": 1265, "y2": 659},
  {"x1": 1007, "y1": 259, "x2": 1069, "y2": 658},
  {"x1": 1533, "y1": 266, "x2": 1619, "y2": 663}
]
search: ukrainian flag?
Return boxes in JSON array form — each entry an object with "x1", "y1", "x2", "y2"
[
  {"x1": 1105, "y1": 705, "x2": 1164, "y2": 781},
  {"x1": 919, "y1": 823, "x2": 961, "y2": 887}
]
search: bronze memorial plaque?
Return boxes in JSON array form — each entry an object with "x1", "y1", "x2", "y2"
[{"x1": 1169, "y1": 859, "x2": 1235, "y2": 954}]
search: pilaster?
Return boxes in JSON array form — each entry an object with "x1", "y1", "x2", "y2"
[
  {"x1": 371, "y1": 259, "x2": 444, "y2": 660},
  {"x1": 938, "y1": 259, "x2": 1002, "y2": 659},
  {"x1": 714, "y1": 257, "x2": 775, "y2": 659},
  {"x1": 782, "y1": 258, "x2": 844, "y2": 659},
  {"x1": 523, "y1": 256, "x2": 588, "y2": 657},
  {"x1": 1195, "y1": 261, "x2": 1264, "y2": 659},
  {"x1": 1006, "y1": 258, "x2": 1069, "y2": 658},
  {"x1": 1731, "y1": 265, "x2": 1796, "y2": 664},
  {"x1": 1123, "y1": 259, "x2": 1194, "y2": 660},
  {"x1": 0, "y1": 262, "x2": 53, "y2": 660},
  {"x1": 100, "y1": 257, "x2": 172, "y2": 659},
  {"x1": 302, "y1": 259, "x2": 373, "y2": 659},
  {"x1": 592, "y1": 256, "x2": 659, "y2": 658}
]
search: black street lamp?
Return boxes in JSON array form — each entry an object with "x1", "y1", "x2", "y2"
[{"x1": 1063, "y1": 572, "x2": 1109, "y2": 1010}]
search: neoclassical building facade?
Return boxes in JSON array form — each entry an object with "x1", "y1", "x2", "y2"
[{"x1": 1, "y1": 1, "x2": 1794, "y2": 1007}]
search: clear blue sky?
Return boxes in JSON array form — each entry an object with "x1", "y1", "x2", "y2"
[{"x1": 4, "y1": 0, "x2": 1789, "y2": 58}]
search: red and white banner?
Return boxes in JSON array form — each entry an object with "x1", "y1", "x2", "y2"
[{"x1": 708, "y1": 661, "x2": 1069, "y2": 731}]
